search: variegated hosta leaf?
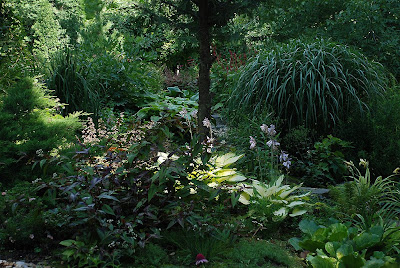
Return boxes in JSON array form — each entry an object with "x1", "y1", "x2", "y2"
[
  {"x1": 289, "y1": 208, "x2": 308, "y2": 217},
  {"x1": 212, "y1": 169, "x2": 237, "y2": 177},
  {"x1": 239, "y1": 192, "x2": 251, "y2": 205},
  {"x1": 214, "y1": 153, "x2": 244, "y2": 167},
  {"x1": 274, "y1": 207, "x2": 289, "y2": 217},
  {"x1": 287, "y1": 201, "x2": 306, "y2": 208},
  {"x1": 225, "y1": 175, "x2": 247, "y2": 182}
]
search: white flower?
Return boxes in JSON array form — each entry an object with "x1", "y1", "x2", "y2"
[
  {"x1": 260, "y1": 124, "x2": 277, "y2": 136},
  {"x1": 191, "y1": 109, "x2": 198, "y2": 118},
  {"x1": 267, "y1": 124, "x2": 277, "y2": 136},
  {"x1": 280, "y1": 151, "x2": 289, "y2": 162},
  {"x1": 266, "y1": 140, "x2": 280, "y2": 149},
  {"x1": 260, "y1": 124, "x2": 268, "y2": 133},
  {"x1": 202, "y1": 117, "x2": 212, "y2": 129},
  {"x1": 179, "y1": 108, "x2": 188, "y2": 118},
  {"x1": 249, "y1": 136, "x2": 257, "y2": 149},
  {"x1": 282, "y1": 160, "x2": 291, "y2": 169}
]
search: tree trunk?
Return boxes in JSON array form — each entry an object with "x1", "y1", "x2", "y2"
[{"x1": 197, "y1": 0, "x2": 212, "y2": 139}]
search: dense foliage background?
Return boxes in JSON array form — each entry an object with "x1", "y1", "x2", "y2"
[{"x1": 0, "y1": 0, "x2": 400, "y2": 267}]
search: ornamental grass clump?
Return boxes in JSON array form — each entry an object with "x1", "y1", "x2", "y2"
[{"x1": 228, "y1": 39, "x2": 387, "y2": 133}]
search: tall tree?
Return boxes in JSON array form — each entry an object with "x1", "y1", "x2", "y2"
[{"x1": 139, "y1": 0, "x2": 264, "y2": 137}]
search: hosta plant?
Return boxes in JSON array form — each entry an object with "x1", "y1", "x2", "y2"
[
  {"x1": 289, "y1": 219, "x2": 398, "y2": 268},
  {"x1": 239, "y1": 176, "x2": 311, "y2": 222}
]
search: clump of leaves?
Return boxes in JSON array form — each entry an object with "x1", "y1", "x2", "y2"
[
  {"x1": 291, "y1": 135, "x2": 351, "y2": 187},
  {"x1": 290, "y1": 219, "x2": 399, "y2": 267}
]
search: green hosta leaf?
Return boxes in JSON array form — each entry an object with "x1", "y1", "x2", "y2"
[
  {"x1": 299, "y1": 239, "x2": 326, "y2": 252},
  {"x1": 299, "y1": 219, "x2": 321, "y2": 236},
  {"x1": 328, "y1": 223, "x2": 348, "y2": 242},
  {"x1": 289, "y1": 237, "x2": 302, "y2": 251},
  {"x1": 307, "y1": 255, "x2": 336, "y2": 268},
  {"x1": 364, "y1": 258, "x2": 385, "y2": 268},
  {"x1": 354, "y1": 231, "x2": 381, "y2": 250},
  {"x1": 325, "y1": 242, "x2": 336, "y2": 257},
  {"x1": 336, "y1": 243, "x2": 354, "y2": 259},
  {"x1": 312, "y1": 228, "x2": 330, "y2": 243},
  {"x1": 279, "y1": 184, "x2": 301, "y2": 199},
  {"x1": 340, "y1": 253, "x2": 365, "y2": 268},
  {"x1": 369, "y1": 226, "x2": 384, "y2": 237},
  {"x1": 167, "y1": 86, "x2": 182, "y2": 94}
]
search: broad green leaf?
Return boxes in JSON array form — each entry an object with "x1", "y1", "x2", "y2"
[
  {"x1": 299, "y1": 219, "x2": 321, "y2": 236},
  {"x1": 340, "y1": 254, "x2": 365, "y2": 268},
  {"x1": 299, "y1": 239, "x2": 326, "y2": 252},
  {"x1": 312, "y1": 228, "x2": 330, "y2": 242},
  {"x1": 289, "y1": 237, "x2": 301, "y2": 251},
  {"x1": 328, "y1": 223, "x2": 348, "y2": 242},
  {"x1": 336, "y1": 244, "x2": 353, "y2": 259},
  {"x1": 354, "y1": 232, "x2": 381, "y2": 250},
  {"x1": 325, "y1": 242, "x2": 336, "y2": 257},
  {"x1": 307, "y1": 255, "x2": 336, "y2": 268}
]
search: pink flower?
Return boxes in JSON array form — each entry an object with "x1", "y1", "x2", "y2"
[
  {"x1": 196, "y1": 253, "x2": 209, "y2": 265},
  {"x1": 1, "y1": 192, "x2": 6, "y2": 196}
]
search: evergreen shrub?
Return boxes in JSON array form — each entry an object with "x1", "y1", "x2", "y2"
[{"x1": 0, "y1": 77, "x2": 81, "y2": 183}]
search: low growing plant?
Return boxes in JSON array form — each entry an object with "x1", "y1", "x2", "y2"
[{"x1": 290, "y1": 219, "x2": 399, "y2": 267}]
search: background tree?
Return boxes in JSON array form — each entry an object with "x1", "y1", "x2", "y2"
[{"x1": 139, "y1": 0, "x2": 266, "y2": 136}]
